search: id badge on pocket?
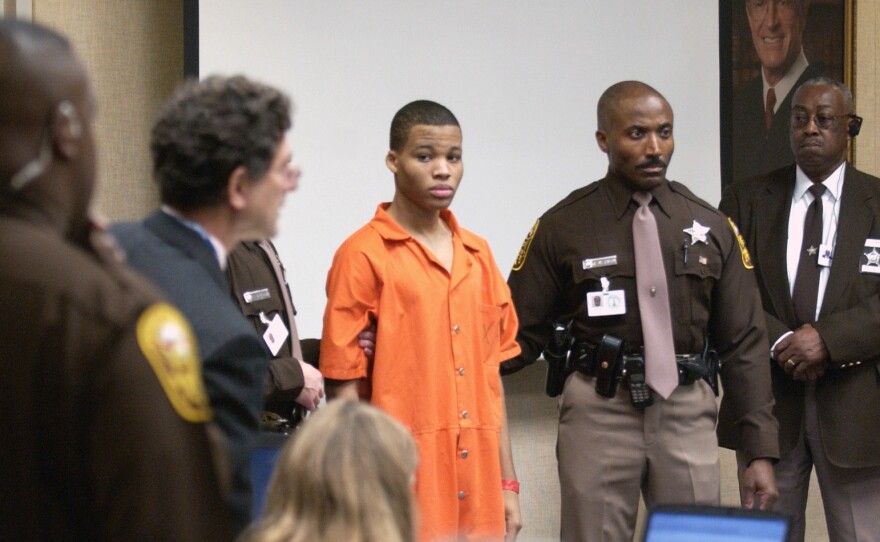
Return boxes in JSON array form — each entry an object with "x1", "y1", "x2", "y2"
[{"x1": 586, "y1": 277, "x2": 626, "y2": 317}]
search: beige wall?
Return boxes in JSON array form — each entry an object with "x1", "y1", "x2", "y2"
[
  {"x1": 855, "y1": 1, "x2": 880, "y2": 176},
  {"x1": 32, "y1": 0, "x2": 183, "y2": 221}
]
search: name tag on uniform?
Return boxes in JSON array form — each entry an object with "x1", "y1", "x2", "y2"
[
  {"x1": 861, "y1": 239, "x2": 880, "y2": 274},
  {"x1": 818, "y1": 244, "x2": 833, "y2": 267},
  {"x1": 583, "y1": 255, "x2": 617, "y2": 270},
  {"x1": 586, "y1": 277, "x2": 626, "y2": 317},
  {"x1": 243, "y1": 288, "x2": 271, "y2": 303},
  {"x1": 261, "y1": 312, "x2": 289, "y2": 356}
]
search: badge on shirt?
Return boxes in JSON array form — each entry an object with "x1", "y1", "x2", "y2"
[
  {"x1": 243, "y1": 288, "x2": 271, "y2": 303},
  {"x1": 683, "y1": 220, "x2": 710, "y2": 245},
  {"x1": 861, "y1": 239, "x2": 880, "y2": 274},
  {"x1": 136, "y1": 302, "x2": 212, "y2": 423},
  {"x1": 260, "y1": 311, "x2": 289, "y2": 356},
  {"x1": 586, "y1": 276, "x2": 626, "y2": 317},
  {"x1": 818, "y1": 244, "x2": 833, "y2": 267}
]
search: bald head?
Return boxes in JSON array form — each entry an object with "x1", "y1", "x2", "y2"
[
  {"x1": 0, "y1": 20, "x2": 96, "y2": 229},
  {"x1": 597, "y1": 81, "x2": 669, "y2": 132},
  {"x1": 595, "y1": 81, "x2": 675, "y2": 191}
]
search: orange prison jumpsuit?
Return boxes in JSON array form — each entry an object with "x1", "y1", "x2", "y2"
[{"x1": 321, "y1": 204, "x2": 520, "y2": 541}]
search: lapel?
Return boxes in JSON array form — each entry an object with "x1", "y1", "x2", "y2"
[
  {"x1": 820, "y1": 164, "x2": 875, "y2": 316},
  {"x1": 143, "y1": 210, "x2": 228, "y2": 290},
  {"x1": 755, "y1": 167, "x2": 797, "y2": 324}
]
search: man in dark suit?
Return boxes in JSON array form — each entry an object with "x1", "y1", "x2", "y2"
[
  {"x1": 732, "y1": 0, "x2": 820, "y2": 182},
  {"x1": 721, "y1": 77, "x2": 880, "y2": 541},
  {"x1": 112, "y1": 75, "x2": 297, "y2": 533}
]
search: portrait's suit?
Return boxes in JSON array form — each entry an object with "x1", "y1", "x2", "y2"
[
  {"x1": 111, "y1": 211, "x2": 269, "y2": 532},
  {"x1": 720, "y1": 163, "x2": 880, "y2": 539},
  {"x1": 732, "y1": 65, "x2": 822, "y2": 183}
]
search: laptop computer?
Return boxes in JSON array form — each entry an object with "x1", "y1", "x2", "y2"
[{"x1": 642, "y1": 505, "x2": 791, "y2": 542}]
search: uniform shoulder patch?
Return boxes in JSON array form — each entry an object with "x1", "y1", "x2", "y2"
[
  {"x1": 728, "y1": 217, "x2": 754, "y2": 270},
  {"x1": 136, "y1": 302, "x2": 212, "y2": 423},
  {"x1": 512, "y1": 219, "x2": 540, "y2": 271}
]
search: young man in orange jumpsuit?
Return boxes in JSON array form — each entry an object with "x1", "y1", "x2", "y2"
[{"x1": 320, "y1": 100, "x2": 522, "y2": 542}]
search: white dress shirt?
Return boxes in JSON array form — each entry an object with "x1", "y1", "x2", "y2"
[{"x1": 786, "y1": 162, "x2": 846, "y2": 319}]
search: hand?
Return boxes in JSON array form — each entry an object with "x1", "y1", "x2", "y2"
[
  {"x1": 357, "y1": 320, "x2": 377, "y2": 361},
  {"x1": 773, "y1": 324, "x2": 829, "y2": 381},
  {"x1": 503, "y1": 489, "x2": 522, "y2": 541},
  {"x1": 739, "y1": 458, "x2": 778, "y2": 511},
  {"x1": 294, "y1": 360, "x2": 324, "y2": 410}
]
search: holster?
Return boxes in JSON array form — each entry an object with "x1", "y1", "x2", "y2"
[
  {"x1": 702, "y1": 340, "x2": 720, "y2": 396},
  {"x1": 544, "y1": 322, "x2": 573, "y2": 397}
]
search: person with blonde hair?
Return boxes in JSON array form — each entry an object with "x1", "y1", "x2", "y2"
[{"x1": 245, "y1": 399, "x2": 419, "y2": 542}]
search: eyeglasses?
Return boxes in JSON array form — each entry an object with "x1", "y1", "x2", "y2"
[
  {"x1": 747, "y1": 0, "x2": 797, "y2": 18},
  {"x1": 790, "y1": 113, "x2": 859, "y2": 130}
]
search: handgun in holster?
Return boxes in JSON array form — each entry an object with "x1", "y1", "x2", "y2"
[
  {"x1": 544, "y1": 322, "x2": 573, "y2": 397},
  {"x1": 702, "y1": 340, "x2": 720, "y2": 396}
]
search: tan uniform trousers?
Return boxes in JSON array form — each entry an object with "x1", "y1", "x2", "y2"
[
  {"x1": 558, "y1": 371, "x2": 720, "y2": 542},
  {"x1": 738, "y1": 382, "x2": 880, "y2": 542}
]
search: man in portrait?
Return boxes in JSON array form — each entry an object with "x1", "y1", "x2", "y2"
[{"x1": 732, "y1": 0, "x2": 821, "y2": 182}]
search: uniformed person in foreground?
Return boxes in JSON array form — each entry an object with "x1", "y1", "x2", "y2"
[
  {"x1": 0, "y1": 19, "x2": 233, "y2": 540},
  {"x1": 506, "y1": 80, "x2": 779, "y2": 541}
]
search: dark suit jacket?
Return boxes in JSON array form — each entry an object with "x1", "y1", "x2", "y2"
[
  {"x1": 732, "y1": 65, "x2": 822, "y2": 183},
  {"x1": 111, "y1": 211, "x2": 269, "y2": 531},
  {"x1": 720, "y1": 164, "x2": 880, "y2": 468}
]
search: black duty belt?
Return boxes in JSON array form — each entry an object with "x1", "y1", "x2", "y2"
[{"x1": 569, "y1": 341, "x2": 709, "y2": 386}]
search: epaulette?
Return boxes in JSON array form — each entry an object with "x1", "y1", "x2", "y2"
[
  {"x1": 667, "y1": 180, "x2": 723, "y2": 216},
  {"x1": 542, "y1": 179, "x2": 604, "y2": 218}
]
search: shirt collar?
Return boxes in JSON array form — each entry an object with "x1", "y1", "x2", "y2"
[
  {"x1": 793, "y1": 161, "x2": 846, "y2": 205},
  {"x1": 763, "y1": 49, "x2": 809, "y2": 113},
  {"x1": 369, "y1": 203, "x2": 481, "y2": 251},
  {"x1": 604, "y1": 171, "x2": 674, "y2": 221},
  {"x1": 160, "y1": 205, "x2": 229, "y2": 270}
]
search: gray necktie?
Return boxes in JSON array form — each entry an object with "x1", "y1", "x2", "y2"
[{"x1": 632, "y1": 191, "x2": 678, "y2": 399}]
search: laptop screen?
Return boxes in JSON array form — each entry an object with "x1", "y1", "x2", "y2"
[{"x1": 643, "y1": 505, "x2": 790, "y2": 542}]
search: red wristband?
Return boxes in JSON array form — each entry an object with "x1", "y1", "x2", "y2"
[{"x1": 501, "y1": 479, "x2": 520, "y2": 493}]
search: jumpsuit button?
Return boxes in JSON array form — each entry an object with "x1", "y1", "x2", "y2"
[
  {"x1": 461, "y1": 450, "x2": 469, "y2": 459},
  {"x1": 458, "y1": 367, "x2": 465, "y2": 376},
  {"x1": 458, "y1": 491, "x2": 466, "y2": 500},
  {"x1": 462, "y1": 410, "x2": 469, "y2": 419},
  {"x1": 453, "y1": 324, "x2": 460, "y2": 334}
]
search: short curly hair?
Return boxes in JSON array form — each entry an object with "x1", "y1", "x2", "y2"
[{"x1": 151, "y1": 75, "x2": 292, "y2": 211}]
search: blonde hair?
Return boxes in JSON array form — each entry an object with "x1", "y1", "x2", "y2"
[{"x1": 244, "y1": 400, "x2": 419, "y2": 542}]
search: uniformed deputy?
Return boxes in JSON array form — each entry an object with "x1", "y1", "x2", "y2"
[
  {"x1": 506, "y1": 81, "x2": 779, "y2": 541},
  {"x1": 227, "y1": 239, "x2": 325, "y2": 430},
  {"x1": 0, "y1": 20, "x2": 233, "y2": 540}
]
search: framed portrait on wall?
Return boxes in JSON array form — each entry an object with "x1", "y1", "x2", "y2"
[{"x1": 719, "y1": 0, "x2": 854, "y2": 189}]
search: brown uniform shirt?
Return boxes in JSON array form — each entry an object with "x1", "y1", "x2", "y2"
[
  {"x1": 0, "y1": 206, "x2": 233, "y2": 541},
  {"x1": 507, "y1": 174, "x2": 779, "y2": 462},
  {"x1": 226, "y1": 240, "x2": 306, "y2": 418}
]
